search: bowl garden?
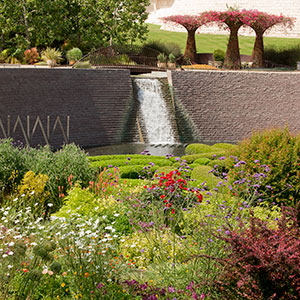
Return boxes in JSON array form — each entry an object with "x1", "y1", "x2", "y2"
[{"x1": 1, "y1": 128, "x2": 300, "y2": 299}]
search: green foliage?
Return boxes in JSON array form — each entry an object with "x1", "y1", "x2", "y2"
[
  {"x1": 0, "y1": 141, "x2": 92, "y2": 212},
  {"x1": 168, "y1": 53, "x2": 176, "y2": 63},
  {"x1": 90, "y1": 157, "x2": 173, "y2": 169},
  {"x1": 227, "y1": 127, "x2": 300, "y2": 206},
  {"x1": 142, "y1": 40, "x2": 182, "y2": 57},
  {"x1": 73, "y1": 61, "x2": 91, "y2": 68},
  {"x1": 14, "y1": 171, "x2": 50, "y2": 217},
  {"x1": 41, "y1": 47, "x2": 62, "y2": 63},
  {"x1": 213, "y1": 49, "x2": 225, "y2": 62},
  {"x1": 118, "y1": 165, "x2": 151, "y2": 179},
  {"x1": 193, "y1": 157, "x2": 211, "y2": 165},
  {"x1": 54, "y1": 186, "x2": 97, "y2": 218},
  {"x1": 185, "y1": 143, "x2": 224, "y2": 155},
  {"x1": 0, "y1": 0, "x2": 149, "y2": 53},
  {"x1": 212, "y1": 143, "x2": 236, "y2": 150},
  {"x1": 264, "y1": 43, "x2": 300, "y2": 67},
  {"x1": 119, "y1": 229, "x2": 186, "y2": 267},
  {"x1": 156, "y1": 165, "x2": 177, "y2": 174},
  {"x1": 182, "y1": 151, "x2": 226, "y2": 164},
  {"x1": 89, "y1": 154, "x2": 176, "y2": 163},
  {"x1": 66, "y1": 47, "x2": 82, "y2": 61},
  {"x1": 0, "y1": 49, "x2": 10, "y2": 62},
  {"x1": 157, "y1": 53, "x2": 167, "y2": 62},
  {"x1": 0, "y1": 139, "x2": 25, "y2": 194},
  {"x1": 191, "y1": 165, "x2": 219, "y2": 189}
]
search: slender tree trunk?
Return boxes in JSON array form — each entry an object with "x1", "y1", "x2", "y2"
[
  {"x1": 184, "y1": 29, "x2": 197, "y2": 63},
  {"x1": 224, "y1": 25, "x2": 242, "y2": 70},
  {"x1": 0, "y1": 32, "x2": 4, "y2": 52},
  {"x1": 21, "y1": 0, "x2": 30, "y2": 48},
  {"x1": 251, "y1": 32, "x2": 264, "y2": 68}
]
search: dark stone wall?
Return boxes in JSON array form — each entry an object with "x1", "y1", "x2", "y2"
[
  {"x1": 0, "y1": 68, "x2": 133, "y2": 148},
  {"x1": 171, "y1": 70, "x2": 300, "y2": 144}
]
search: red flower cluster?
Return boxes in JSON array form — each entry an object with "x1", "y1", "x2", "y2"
[{"x1": 144, "y1": 170, "x2": 203, "y2": 213}]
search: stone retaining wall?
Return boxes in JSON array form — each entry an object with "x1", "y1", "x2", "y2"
[
  {"x1": 0, "y1": 68, "x2": 133, "y2": 148},
  {"x1": 171, "y1": 70, "x2": 300, "y2": 144}
]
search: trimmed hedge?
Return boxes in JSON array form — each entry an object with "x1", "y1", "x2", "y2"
[
  {"x1": 193, "y1": 158, "x2": 211, "y2": 166},
  {"x1": 191, "y1": 165, "x2": 219, "y2": 190},
  {"x1": 185, "y1": 143, "x2": 235, "y2": 155},
  {"x1": 182, "y1": 151, "x2": 226, "y2": 164}
]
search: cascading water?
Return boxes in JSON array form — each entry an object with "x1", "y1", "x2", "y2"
[{"x1": 134, "y1": 78, "x2": 176, "y2": 144}]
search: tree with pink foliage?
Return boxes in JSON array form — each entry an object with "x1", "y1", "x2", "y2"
[
  {"x1": 201, "y1": 9, "x2": 248, "y2": 69},
  {"x1": 242, "y1": 10, "x2": 294, "y2": 67},
  {"x1": 162, "y1": 15, "x2": 206, "y2": 63}
]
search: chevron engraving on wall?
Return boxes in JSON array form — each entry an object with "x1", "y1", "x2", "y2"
[{"x1": 0, "y1": 115, "x2": 70, "y2": 146}]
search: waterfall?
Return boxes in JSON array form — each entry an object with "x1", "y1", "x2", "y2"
[{"x1": 134, "y1": 78, "x2": 176, "y2": 144}]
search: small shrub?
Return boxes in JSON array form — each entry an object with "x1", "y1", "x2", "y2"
[
  {"x1": 213, "y1": 49, "x2": 225, "y2": 62},
  {"x1": 54, "y1": 186, "x2": 97, "y2": 218},
  {"x1": 157, "y1": 53, "x2": 167, "y2": 63},
  {"x1": 73, "y1": 60, "x2": 91, "y2": 68},
  {"x1": 24, "y1": 48, "x2": 39, "y2": 64},
  {"x1": 41, "y1": 48, "x2": 62, "y2": 64},
  {"x1": 16, "y1": 171, "x2": 50, "y2": 217},
  {"x1": 66, "y1": 47, "x2": 82, "y2": 62},
  {"x1": 168, "y1": 53, "x2": 176, "y2": 63},
  {"x1": 0, "y1": 49, "x2": 9, "y2": 62}
]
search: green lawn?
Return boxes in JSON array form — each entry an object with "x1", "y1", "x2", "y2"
[{"x1": 145, "y1": 23, "x2": 300, "y2": 55}]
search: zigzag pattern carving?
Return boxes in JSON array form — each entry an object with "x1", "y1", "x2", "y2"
[{"x1": 0, "y1": 116, "x2": 70, "y2": 146}]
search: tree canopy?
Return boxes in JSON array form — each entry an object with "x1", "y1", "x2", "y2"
[
  {"x1": 0, "y1": 0, "x2": 150, "y2": 53},
  {"x1": 163, "y1": 15, "x2": 208, "y2": 62},
  {"x1": 201, "y1": 9, "x2": 294, "y2": 69}
]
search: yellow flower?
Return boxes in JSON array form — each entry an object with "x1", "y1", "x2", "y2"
[{"x1": 61, "y1": 283, "x2": 66, "y2": 287}]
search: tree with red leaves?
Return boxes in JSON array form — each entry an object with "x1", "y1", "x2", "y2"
[
  {"x1": 163, "y1": 15, "x2": 206, "y2": 63},
  {"x1": 242, "y1": 10, "x2": 294, "y2": 67},
  {"x1": 201, "y1": 9, "x2": 248, "y2": 69}
]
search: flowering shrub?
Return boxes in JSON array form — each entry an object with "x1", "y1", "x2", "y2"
[
  {"x1": 16, "y1": 170, "x2": 50, "y2": 217},
  {"x1": 213, "y1": 206, "x2": 300, "y2": 299},
  {"x1": 227, "y1": 127, "x2": 300, "y2": 206},
  {"x1": 142, "y1": 170, "x2": 203, "y2": 212}
]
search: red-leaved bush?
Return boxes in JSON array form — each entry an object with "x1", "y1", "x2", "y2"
[{"x1": 214, "y1": 206, "x2": 300, "y2": 300}]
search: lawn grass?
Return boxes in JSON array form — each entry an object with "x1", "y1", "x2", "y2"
[{"x1": 145, "y1": 23, "x2": 300, "y2": 55}]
